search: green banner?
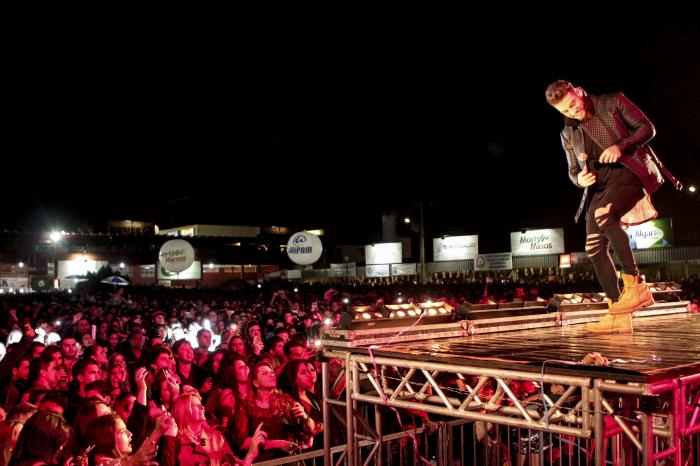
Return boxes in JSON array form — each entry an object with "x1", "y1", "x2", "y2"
[
  {"x1": 626, "y1": 218, "x2": 673, "y2": 249},
  {"x1": 31, "y1": 275, "x2": 53, "y2": 291}
]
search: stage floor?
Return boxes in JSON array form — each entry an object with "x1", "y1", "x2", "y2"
[{"x1": 341, "y1": 312, "x2": 700, "y2": 383}]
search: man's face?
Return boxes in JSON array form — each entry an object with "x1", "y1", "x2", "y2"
[
  {"x1": 130, "y1": 332, "x2": 145, "y2": 350},
  {"x1": 77, "y1": 319, "x2": 90, "y2": 335},
  {"x1": 198, "y1": 331, "x2": 212, "y2": 350},
  {"x1": 272, "y1": 341, "x2": 285, "y2": 358},
  {"x1": 553, "y1": 89, "x2": 586, "y2": 121},
  {"x1": 153, "y1": 352, "x2": 175, "y2": 371},
  {"x1": 61, "y1": 339, "x2": 78, "y2": 358},
  {"x1": 49, "y1": 350, "x2": 63, "y2": 367},
  {"x1": 32, "y1": 345, "x2": 45, "y2": 359},
  {"x1": 15, "y1": 360, "x2": 30, "y2": 381},
  {"x1": 80, "y1": 363, "x2": 102, "y2": 386},
  {"x1": 231, "y1": 338, "x2": 246, "y2": 356},
  {"x1": 93, "y1": 346, "x2": 109, "y2": 366},
  {"x1": 176, "y1": 342, "x2": 194, "y2": 363},
  {"x1": 247, "y1": 325, "x2": 261, "y2": 340},
  {"x1": 41, "y1": 360, "x2": 60, "y2": 388},
  {"x1": 288, "y1": 345, "x2": 305, "y2": 361}
]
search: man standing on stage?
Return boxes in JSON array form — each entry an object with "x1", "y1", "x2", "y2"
[{"x1": 545, "y1": 80, "x2": 677, "y2": 333}]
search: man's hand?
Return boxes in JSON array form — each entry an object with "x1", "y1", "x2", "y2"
[
  {"x1": 600, "y1": 145, "x2": 622, "y2": 163},
  {"x1": 199, "y1": 377, "x2": 213, "y2": 394},
  {"x1": 577, "y1": 164, "x2": 597, "y2": 187},
  {"x1": 23, "y1": 323, "x2": 36, "y2": 339},
  {"x1": 135, "y1": 367, "x2": 148, "y2": 392}
]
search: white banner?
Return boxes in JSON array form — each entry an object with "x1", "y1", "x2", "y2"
[
  {"x1": 366, "y1": 264, "x2": 391, "y2": 277},
  {"x1": 330, "y1": 263, "x2": 356, "y2": 277},
  {"x1": 58, "y1": 260, "x2": 109, "y2": 281},
  {"x1": 365, "y1": 242, "x2": 402, "y2": 265},
  {"x1": 0, "y1": 277, "x2": 29, "y2": 290},
  {"x1": 474, "y1": 253, "x2": 513, "y2": 271},
  {"x1": 391, "y1": 263, "x2": 417, "y2": 276},
  {"x1": 433, "y1": 235, "x2": 478, "y2": 261},
  {"x1": 157, "y1": 261, "x2": 201, "y2": 280},
  {"x1": 510, "y1": 228, "x2": 565, "y2": 256}
]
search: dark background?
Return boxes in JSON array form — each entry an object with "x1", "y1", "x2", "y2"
[{"x1": 4, "y1": 19, "x2": 699, "y2": 253}]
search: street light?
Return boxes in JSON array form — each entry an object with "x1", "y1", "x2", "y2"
[{"x1": 403, "y1": 201, "x2": 427, "y2": 285}]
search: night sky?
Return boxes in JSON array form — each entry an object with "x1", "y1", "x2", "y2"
[{"x1": 5, "y1": 19, "x2": 699, "y2": 253}]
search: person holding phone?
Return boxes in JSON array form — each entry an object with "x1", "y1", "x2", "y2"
[{"x1": 234, "y1": 363, "x2": 312, "y2": 460}]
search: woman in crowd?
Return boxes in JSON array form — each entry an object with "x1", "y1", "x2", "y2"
[
  {"x1": 171, "y1": 391, "x2": 264, "y2": 466},
  {"x1": 84, "y1": 413, "x2": 133, "y2": 466},
  {"x1": 84, "y1": 413, "x2": 162, "y2": 466},
  {"x1": 106, "y1": 332, "x2": 121, "y2": 356},
  {"x1": 0, "y1": 418, "x2": 24, "y2": 466},
  {"x1": 204, "y1": 354, "x2": 238, "y2": 435},
  {"x1": 107, "y1": 364, "x2": 130, "y2": 398},
  {"x1": 234, "y1": 362, "x2": 314, "y2": 460},
  {"x1": 7, "y1": 412, "x2": 70, "y2": 466},
  {"x1": 150, "y1": 368, "x2": 181, "y2": 412},
  {"x1": 279, "y1": 360, "x2": 323, "y2": 450},
  {"x1": 65, "y1": 399, "x2": 112, "y2": 456},
  {"x1": 229, "y1": 337, "x2": 249, "y2": 363},
  {"x1": 205, "y1": 349, "x2": 227, "y2": 379}
]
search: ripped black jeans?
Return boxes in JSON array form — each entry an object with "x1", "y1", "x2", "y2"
[{"x1": 585, "y1": 185, "x2": 645, "y2": 302}]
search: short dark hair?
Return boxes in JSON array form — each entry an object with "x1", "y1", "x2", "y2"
[
  {"x1": 545, "y1": 80, "x2": 575, "y2": 105},
  {"x1": 39, "y1": 390, "x2": 69, "y2": 410},
  {"x1": 85, "y1": 380, "x2": 112, "y2": 397}
]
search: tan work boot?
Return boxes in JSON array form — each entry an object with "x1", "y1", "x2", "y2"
[
  {"x1": 584, "y1": 312, "x2": 633, "y2": 333},
  {"x1": 609, "y1": 274, "x2": 654, "y2": 314}
]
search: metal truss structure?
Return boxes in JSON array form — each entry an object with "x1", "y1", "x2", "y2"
[{"x1": 320, "y1": 347, "x2": 700, "y2": 466}]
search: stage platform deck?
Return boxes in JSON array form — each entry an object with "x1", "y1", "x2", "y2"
[{"x1": 328, "y1": 312, "x2": 700, "y2": 384}]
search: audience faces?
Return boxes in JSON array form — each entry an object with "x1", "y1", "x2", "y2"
[
  {"x1": 150, "y1": 347, "x2": 176, "y2": 374},
  {"x1": 174, "y1": 341, "x2": 195, "y2": 365},
  {"x1": 61, "y1": 338, "x2": 79, "y2": 362},
  {"x1": 84, "y1": 413, "x2": 133, "y2": 463},
  {"x1": 230, "y1": 337, "x2": 246, "y2": 357}
]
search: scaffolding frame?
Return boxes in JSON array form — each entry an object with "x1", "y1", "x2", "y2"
[{"x1": 320, "y1": 349, "x2": 700, "y2": 466}]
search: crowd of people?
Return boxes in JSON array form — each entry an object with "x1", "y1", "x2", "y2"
[{"x1": 0, "y1": 275, "x2": 698, "y2": 465}]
